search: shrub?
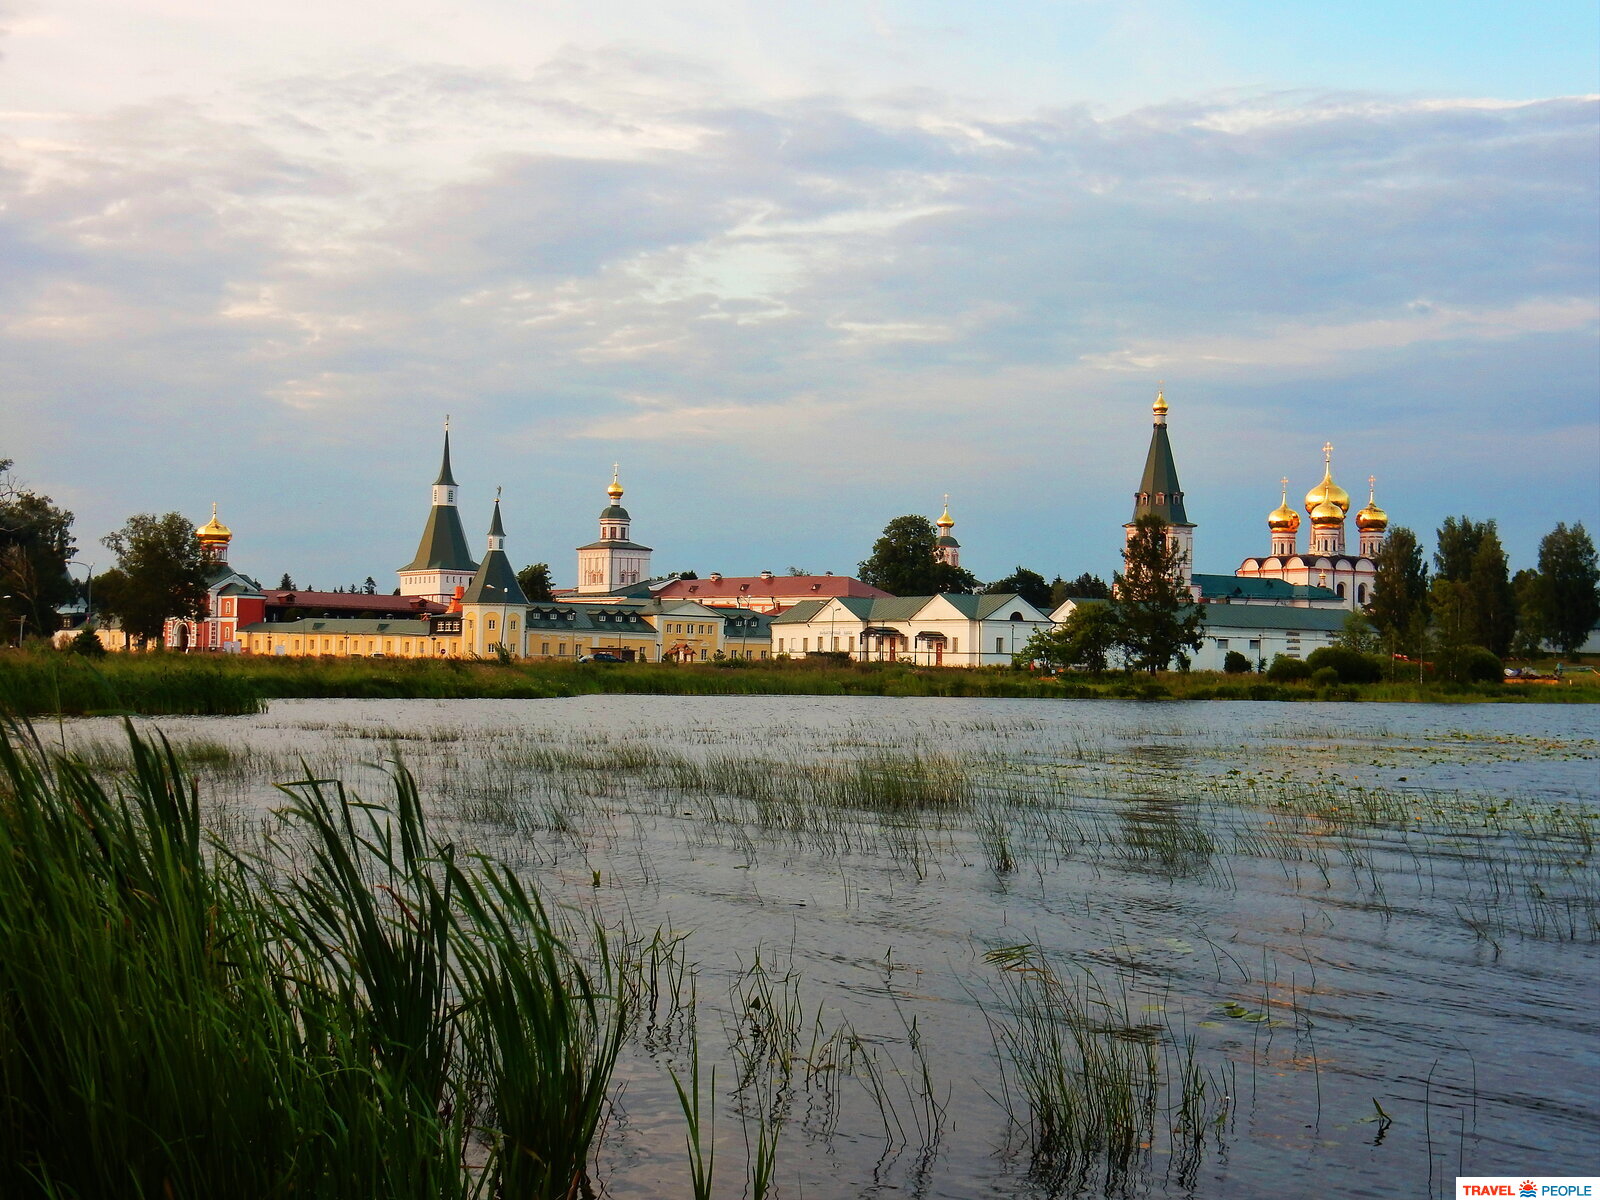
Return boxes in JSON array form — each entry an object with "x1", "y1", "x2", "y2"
[
  {"x1": 1436, "y1": 644, "x2": 1503, "y2": 683},
  {"x1": 1222, "y1": 650, "x2": 1252, "y2": 674},
  {"x1": 1266, "y1": 655, "x2": 1311, "y2": 683},
  {"x1": 70, "y1": 627, "x2": 107, "y2": 658},
  {"x1": 1309, "y1": 666, "x2": 1339, "y2": 688},
  {"x1": 1305, "y1": 645, "x2": 1381, "y2": 684}
]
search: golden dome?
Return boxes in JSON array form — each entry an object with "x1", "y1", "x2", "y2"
[
  {"x1": 196, "y1": 503, "x2": 232, "y2": 543},
  {"x1": 1152, "y1": 388, "x2": 1168, "y2": 419},
  {"x1": 607, "y1": 465, "x2": 624, "y2": 501},
  {"x1": 1267, "y1": 479, "x2": 1300, "y2": 532},
  {"x1": 1303, "y1": 442, "x2": 1350, "y2": 517},
  {"x1": 937, "y1": 497, "x2": 954, "y2": 529},
  {"x1": 1310, "y1": 498, "x2": 1344, "y2": 526},
  {"x1": 1356, "y1": 477, "x2": 1388, "y2": 532}
]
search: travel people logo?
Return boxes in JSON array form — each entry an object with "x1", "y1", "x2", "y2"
[{"x1": 1456, "y1": 1179, "x2": 1599, "y2": 1199}]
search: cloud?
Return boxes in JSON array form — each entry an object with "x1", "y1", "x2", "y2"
[{"x1": 0, "y1": 52, "x2": 1593, "y2": 583}]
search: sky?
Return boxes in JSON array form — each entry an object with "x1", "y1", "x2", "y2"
[{"x1": 2, "y1": 0, "x2": 1596, "y2": 591}]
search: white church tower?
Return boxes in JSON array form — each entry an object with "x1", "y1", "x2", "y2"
[{"x1": 575, "y1": 467, "x2": 654, "y2": 594}]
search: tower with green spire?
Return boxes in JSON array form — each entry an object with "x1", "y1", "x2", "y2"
[
  {"x1": 397, "y1": 421, "x2": 479, "y2": 604},
  {"x1": 461, "y1": 492, "x2": 529, "y2": 657},
  {"x1": 1124, "y1": 388, "x2": 1196, "y2": 589}
]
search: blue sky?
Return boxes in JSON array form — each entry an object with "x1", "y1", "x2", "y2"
[{"x1": 1, "y1": 0, "x2": 1595, "y2": 590}]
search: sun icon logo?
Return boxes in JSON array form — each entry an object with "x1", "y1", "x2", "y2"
[{"x1": 1519, "y1": 1183, "x2": 1537, "y2": 1199}]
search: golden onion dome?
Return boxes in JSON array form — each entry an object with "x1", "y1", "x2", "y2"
[
  {"x1": 1310, "y1": 498, "x2": 1344, "y2": 526},
  {"x1": 196, "y1": 503, "x2": 232, "y2": 543},
  {"x1": 607, "y1": 465, "x2": 624, "y2": 501},
  {"x1": 1356, "y1": 478, "x2": 1388, "y2": 532},
  {"x1": 1152, "y1": 388, "x2": 1168, "y2": 419},
  {"x1": 937, "y1": 499, "x2": 954, "y2": 529},
  {"x1": 1303, "y1": 442, "x2": 1350, "y2": 517},
  {"x1": 1267, "y1": 478, "x2": 1299, "y2": 533}
]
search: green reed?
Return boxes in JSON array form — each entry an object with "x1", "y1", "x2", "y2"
[{"x1": 0, "y1": 717, "x2": 631, "y2": 1199}]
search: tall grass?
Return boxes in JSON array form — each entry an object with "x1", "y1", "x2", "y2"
[
  {"x1": 0, "y1": 717, "x2": 628, "y2": 1198},
  {"x1": 10, "y1": 643, "x2": 1586, "y2": 717}
]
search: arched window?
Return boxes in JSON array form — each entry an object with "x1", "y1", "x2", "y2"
[
  {"x1": 1010, "y1": 611, "x2": 1025, "y2": 621},
  {"x1": 1335, "y1": 583, "x2": 1346, "y2": 598},
  {"x1": 1357, "y1": 583, "x2": 1367, "y2": 604}
]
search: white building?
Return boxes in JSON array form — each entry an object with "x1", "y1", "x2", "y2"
[
  {"x1": 575, "y1": 468, "x2": 654, "y2": 594},
  {"x1": 772, "y1": 593, "x2": 1052, "y2": 666}
]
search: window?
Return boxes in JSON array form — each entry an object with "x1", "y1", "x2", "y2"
[
  {"x1": 1357, "y1": 584, "x2": 1367, "y2": 604},
  {"x1": 760, "y1": 651, "x2": 769, "y2": 659},
  {"x1": 559, "y1": 643, "x2": 567, "y2": 656},
  {"x1": 995, "y1": 637, "x2": 1004, "y2": 654},
  {"x1": 951, "y1": 638, "x2": 958, "y2": 652},
  {"x1": 1335, "y1": 583, "x2": 1346, "y2": 598},
  {"x1": 1215, "y1": 638, "x2": 1229, "y2": 649},
  {"x1": 487, "y1": 617, "x2": 497, "y2": 631},
  {"x1": 700, "y1": 649, "x2": 707, "y2": 660},
  {"x1": 803, "y1": 638, "x2": 809, "y2": 651},
  {"x1": 1249, "y1": 639, "x2": 1260, "y2": 651}
]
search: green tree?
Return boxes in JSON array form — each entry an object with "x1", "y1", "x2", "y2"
[
  {"x1": 516, "y1": 562, "x2": 554, "y2": 602},
  {"x1": 1535, "y1": 522, "x2": 1600, "y2": 656},
  {"x1": 858, "y1": 515, "x2": 979, "y2": 595},
  {"x1": 1368, "y1": 525, "x2": 1430, "y2": 662},
  {"x1": 1112, "y1": 514, "x2": 1203, "y2": 673},
  {"x1": 1050, "y1": 572, "x2": 1110, "y2": 607},
  {"x1": 277, "y1": 573, "x2": 295, "y2": 590},
  {"x1": 99, "y1": 513, "x2": 209, "y2": 648},
  {"x1": 984, "y1": 565, "x2": 1052, "y2": 609},
  {"x1": 0, "y1": 460, "x2": 76, "y2": 639},
  {"x1": 1510, "y1": 567, "x2": 1548, "y2": 659},
  {"x1": 1018, "y1": 603, "x2": 1119, "y2": 674},
  {"x1": 1432, "y1": 516, "x2": 1514, "y2": 655},
  {"x1": 362, "y1": 576, "x2": 377, "y2": 595},
  {"x1": 1335, "y1": 610, "x2": 1382, "y2": 654}
]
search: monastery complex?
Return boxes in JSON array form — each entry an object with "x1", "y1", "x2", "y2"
[{"x1": 147, "y1": 393, "x2": 1391, "y2": 671}]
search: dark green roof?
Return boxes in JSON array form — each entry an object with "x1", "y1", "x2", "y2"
[
  {"x1": 574, "y1": 538, "x2": 653, "y2": 552},
  {"x1": 1131, "y1": 421, "x2": 1192, "y2": 527},
  {"x1": 600, "y1": 505, "x2": 630, "y2": 521},
  {"x1": 435, "y1": 430, "x2": 458, "y2": 487},
  {"x1": 1197, "y1": 605, "x2": 1346, "y2": 632},
  {"x1": 463, "y1": 548, "x2": 527, "y2": 606},
  {"x1": 401, "y1": 504, "x2": 478, "y2": 573},
  {"x1": 935, "y1": 535, "x2": 960, "y2": 547},
  {"x1": 1191, "y1": 573, "x2": 1341, "y2": 603}
]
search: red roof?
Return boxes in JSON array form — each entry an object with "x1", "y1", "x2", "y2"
[
  {"x1": 651, "y1": 575, "x2": 891, "y2": 607},
  {"x1": 265, "y1": 590, "x2": 445, "y2": 615}
]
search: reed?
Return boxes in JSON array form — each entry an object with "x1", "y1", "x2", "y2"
[{"x1": 0, "y1": 717, "x2": 630, "y2": 1199}]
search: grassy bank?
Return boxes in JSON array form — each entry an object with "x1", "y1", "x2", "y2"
[{"x1": 1, "y1": 646, "x2": 1595, "y2": 717}]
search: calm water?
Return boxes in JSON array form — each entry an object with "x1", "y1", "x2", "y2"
[{"x1": 53, "y1": 697, "x2": 1600, "y2": 1199}]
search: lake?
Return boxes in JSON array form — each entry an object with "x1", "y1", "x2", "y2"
[{"x1": 51, "y1": 696, "x2": 1600, "y2": 1199}]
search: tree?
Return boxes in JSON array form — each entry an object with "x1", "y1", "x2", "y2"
[
  {"x1": 1054, "y1": 572, "x2": 1110, "y2": 604},
  {"x1": 1535, "y1": 522, "x2": 1600, "y2": 656},
  {"x1": 0, "y1": 486, "x2": 76, "y2": 640},
  {"x1": 785, "y1": 566, "x2": 810, "y2": 576},
  {"x1": 1510, "y1": 567, "x2": 1548, "y2": 659},
  {"x1": 517, "y1": 562, "x2": 554, "y2": 602},
  {"x1": 1112, "y1": 514, "x2": 1204, "y2": 673},
  {"x1": 1432, "y1": 516, "x2": 1514, "y2": 655},
  {"x1": 278, "y1": 573, "x2": 295, "y2": 590},
  {"x1": 984, "y1": 565, "x2": 1052, "y2": 609},
  {"x1": 858, "y1": 515, "x2": 979, "y2": 595},
  {"x1": 1019, "y1": 603, "x2": 1120, "y2": 674},
  {"x1": 362, "y1": 576, "x2": 377, "y2": 595},
  {"x1": 1335, "y1": 610, "x2": 1382, "y2": 654},
  {"x1": 1368, "y1": 525, "x2": 1429, "y2": 661},
  {"x1": 100, "y1": 513, "x2": 209, "y2": 647}
]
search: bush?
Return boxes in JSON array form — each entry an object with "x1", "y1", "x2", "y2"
[
  {"x1": 1222, "y1": 650, "x2": 1252, "y2": 674},
  {"x1": 1305, "y1": 645, "x2": 1381, "y2": 684},
  {"x1": 69, "y1": 627, "x2": 106, "y2": 658},
  {"x1": 1436, "y1": 644, "x2": 1504, "y2": 683},
  {"x1": 1266, "y1": 655, "x2": 1311, "y2": 682},
  {"x1": 1309, "y1": 666, "x2": 1339, "y2": 688}
]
